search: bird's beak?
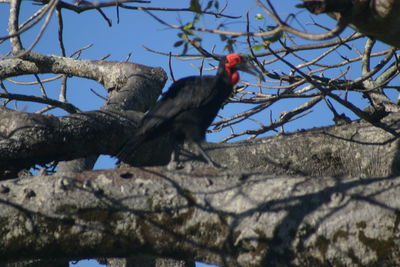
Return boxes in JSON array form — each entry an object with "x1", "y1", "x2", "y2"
[{"x1": 236, "y1": 60, "x2": 265, "y2": 82}]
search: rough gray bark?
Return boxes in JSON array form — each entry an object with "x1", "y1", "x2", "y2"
[
  {"x1": 1, "y1": 113, "x2": 400, "y2": 266},
  {"x1": 298, "y1": 0, "x2": 400, "y2": 48},
  {"x1": 0, "y1": 53, "x2": 167, "y2": 179},
  {"x1": 3, "y1": 259, "x2": 68, "y2": 267},
  {"x1": 0, "y1": 52, "x2": 167, "y2": 113},
  {"x1": 135, "y1": 113, "x2": 400, "y2": 179},
  {"x1": 0, "y1": 107, "x2": 137, "y2": 168},
  {"x1": 207, "y1": 115, "x2": 400, "y2": 177},
  {"x1": 0, "y1": 50, "x2": 194, "y2": 266},
  {"x1": 54, "y1": 58, "x2": 168, "y2": 173},
  {"x1": 1, "y1": 165, "x2": 399, "y2": 266},
  {"x1": 104, "y1": 258, "x2": 195, "y2": 267}
]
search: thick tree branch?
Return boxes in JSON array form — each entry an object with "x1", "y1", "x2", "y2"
[
  {"x1": 0, "y1": 58, "x2": 167, "y2": 178},
  {"x1": 1, "y1": 164, "x2": 400, "y2": 266},
  {"x1": 298, "y1": 0, "x2": 400, "y2": 48},
  {"x1": 1, "y1": 52, "x2": 164, "y2": 96},
  {"x1": 0, "y1": 107, "x2": 139, "y2": 174},
  {"x1": 120, "y1": 112, "x2": 400, "y2": 182}
]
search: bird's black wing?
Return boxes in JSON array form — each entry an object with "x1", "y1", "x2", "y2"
[
  {"x1": 138, "y1": 75, "x2": 218, "y2": 135},
  {"x1": 117, "y1": 76, "x2": 217, "y2": 161}
]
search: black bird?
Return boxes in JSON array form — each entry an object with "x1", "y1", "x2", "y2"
[{"x1": 118, "y1": 53, "x2": 264, "y2": 166}]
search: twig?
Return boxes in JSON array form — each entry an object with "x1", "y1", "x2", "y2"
[
  {"x1": 33, "y1": 74, "x2": 48, "y2": 98},
  {"x1": 90, "y1": 88, "x2": 108, "y2": 101},
  {"x1": 15, "y1": 0, "x2": 59, "y2": 58},
  {"x1": 55, "y1": 0, "x2": 239, "y2": 19},
  {"x1": 267, "y1": 46, "x2": 400, "y2": 137},
  {"x1": 168, "y1": 52, "x2": 176, "y2": 83},
  {"x1": 56, "y1": 6, "x2": 68, "y2": 103},
  {"x1": 0, "y1": 92, "x2": 80, "y2": 113},
  {"x1": 6, "y1": 74, "x2": 64, "y2": 85}
]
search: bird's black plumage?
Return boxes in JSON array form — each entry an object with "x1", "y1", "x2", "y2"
[{"x1": 118, "y1": 54, "x2": 263, "y2": 165}]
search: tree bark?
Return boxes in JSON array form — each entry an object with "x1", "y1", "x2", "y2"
[
  {"x1": 136, "y1": 112, "x2": 400, "y2": 178},
  {"x1": 0, "y1": 53, "x2": 167, "y2": 179},
  {"x1": 298, "y1": 0, "x2": 400, "y2": 48},
  {"x1": 1, "y1": 113, "x2": 400, "y2": 266}
]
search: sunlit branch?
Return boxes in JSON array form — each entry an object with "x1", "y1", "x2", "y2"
[
  {"x1": 7, "y1": 0, "x2": 22, "y2": 54},
  {"x1": 54, "y1": 0, "x2": 239, "y2": 19},
  {"x1": 220, "y1": 96, "x2": 322, "y2": 141}
]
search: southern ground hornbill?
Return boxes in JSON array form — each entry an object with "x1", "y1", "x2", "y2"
[{"x1": 118, "y1": 53, "x2": 264, "y2": 167}]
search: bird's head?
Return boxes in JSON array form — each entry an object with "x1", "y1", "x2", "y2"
[{"x1": 223, "y1": 53, "x2": 265, "y2": 85}]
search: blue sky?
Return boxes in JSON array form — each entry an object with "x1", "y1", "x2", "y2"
[{"x1": 0, "y1": 1, "x2": 395, "y2": 266}]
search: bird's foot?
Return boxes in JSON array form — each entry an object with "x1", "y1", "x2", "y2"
[{"x1": 167, "y1": 160, "x2": 183, "y2": 171}]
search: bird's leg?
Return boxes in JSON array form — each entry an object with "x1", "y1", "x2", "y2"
[
  {"x1": 167, "y1": 144, "x2": 183, "y2": 170},
  {"x1": 193, "y1": 142, "x2": 220, "y2": 168},
  {"x1": 167, "y1": 150, "x2": 178, "y2": 170}
]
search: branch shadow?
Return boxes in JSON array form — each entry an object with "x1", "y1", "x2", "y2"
[{"x1": 1, "y1": 168, "x2": 400, "y2": 266}]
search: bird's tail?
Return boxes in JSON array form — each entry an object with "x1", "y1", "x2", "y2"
[{"x1": 116, "y1": 134, "x2": 145, "y2": 163}]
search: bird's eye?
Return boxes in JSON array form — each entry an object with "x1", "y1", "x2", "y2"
[{"x1": 231, "y1": 57, "x2": 240, "y2": 65}]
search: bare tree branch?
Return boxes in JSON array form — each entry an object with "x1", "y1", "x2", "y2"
[{"x1": 1, "y1": 112, "x2": 400, "y2": 265}]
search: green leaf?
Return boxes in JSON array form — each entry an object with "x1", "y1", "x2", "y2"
[
  {"x1": 253, "y1": 40, "x2": 272, "y2": 52},
  {"x1": 183, "y1": 23, "x2": 193, "y2": 30},
  {"x1": 184, "y1": 18, "x2": 198, "y2": 30},
  {"x1": 253, "y1": 44, "x2": 265, "y2": 52},
  {"x1": 182, "y1": 29, "x2": 193, "y2": 36},
  {"x1": 263, "y1": 32, "x2": 283, "y2": 43},
  {"x1": 260, "y1": 25, "x2": 283, "y2": 43},
  {"x1": 190, "y1": 0, "x2": 201, "y2": 13},
  {"x1": 255, "y1": 13, "x2": 265, "y2": 20}
]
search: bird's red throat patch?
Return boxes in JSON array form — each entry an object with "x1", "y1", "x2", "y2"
[{"x1": 225, "y1": 54, "x2": 242, "y2": 85}]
